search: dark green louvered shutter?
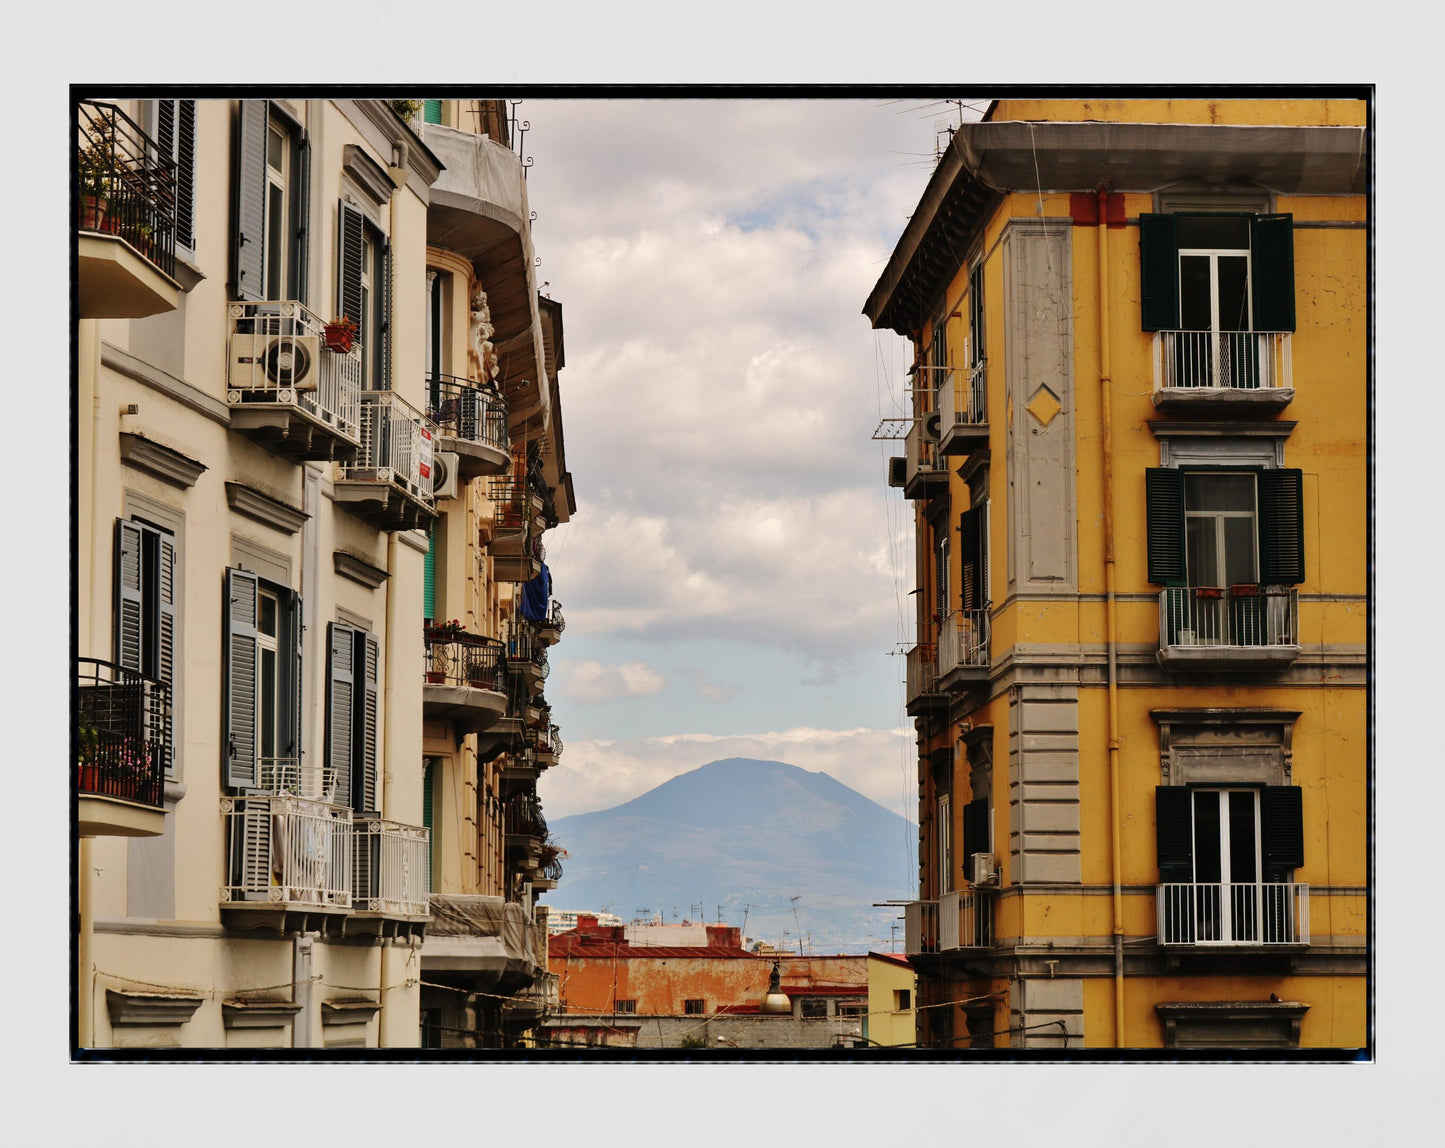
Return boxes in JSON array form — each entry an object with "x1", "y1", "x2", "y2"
[
  {"x1": 327, "y1": 622, "x2": 355, "y2": 806},
  {"x1": 354, "y1": 631, "x2": 380, "y2": 813},
  {"x1": 115, "y1": 520, "x2": 144, "y2": 673},
  {"x1": 1139, "y1": 214, "x2": 1180, "y2": 332},
  {"x1": 223, "y1": 568, "x2": 259, "y2": 789},
  {"x1": 338, "y1": 200, "x2": 365, "y2": 329},
  {"x1": 423, "y1": 100, "x2": 443, "y2": 124},
  {"x1": 379, "y1": 238, "x2": 393, "y2": 388},
  {"x1": 293, "y1": 134, "x2": 311, "y2": 306},
  {"x1": 232, "y1": 100, "x2": 267, "y2": 301},
  {"x1": 1257, "y1": 468, "x2": 1305, "y2": 584},
  {"x1": 1261, "y1": 786, "x2": 1304, "y2": 881},
  {"x1": 422, "y1": 758, "x2": 437, "y2": 891},
  {"x1": 961, "y1": 797, "x2": 989, "y2": 864},
  {"x1": 1145, "y1": 468, "x2": 1187, "y2": 584},
  {"x1": 958, "y1": 503, "x2": 986, "y2": 610},
  {"x1": 1155, "y1": 786, "x2": 1193, "y2": 882},
  {"x1": 1250, "y1": 214, "x2": 1296, "y2": 333},
  {"x1": 969, "y1": 261, "x2": 985, "y2": 364},
  {"x1": 423, "y1": 529, "x2": 436, "y2": 623},
  {"x1": 156, "y1": 533, "x2": 177, "y2": 776}
]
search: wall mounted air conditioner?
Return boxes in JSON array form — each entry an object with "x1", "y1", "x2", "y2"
[
  {"x1": 230, "y1": 330, "x2": 320, "y2": 394},
  {"x1": 887, "y1": 456, "x2": 907, "y2": 487},
  {"x1": 922, "y1": 411, "x2": 942, "y2": 441},
  {"x1": 969, "y1": 852, "x2": 999, "y2": 887},
  {"x1": 432, "y1": 451, "x2": 461, "y2": 500}
]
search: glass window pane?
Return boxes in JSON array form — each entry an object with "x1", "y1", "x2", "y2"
[
  {"x1": 1179, "y1": 256, "x2": 1212, "y2": 329},
  {"x1": 266, "y1": 183, "x2": 285, "y2": 298},
  {"x1": 1228, "y1": 791, "x2": 1258, "y2": 882},
  {"x1": 1223, "y1": 517, "x2": 1257, "y2": 584},
  {"x1": 1186, "y1": 473, "x2": 1254, "y2": 513},
  {"x1": 1193, "y1": 791, "x2": 1221, "y2": 882},
  {"x1": 1186, "y1": 516, "x2": 1218, "y2": 586},
  {"x1": 260, "y1": 647, "x2": 276, "y2": 758},
  {"x1": 267, "y1": 126, "x2": 285, "y2": 172},
  {"x1": 1177, "y1": 215, "x2": 1249, "y2": 250},
  {"x1": 259, "y1": 593, "x2": 277, "y2": 637},
  {"x1": 1218, "y1": 256, "x2": 1250, "y2": 331}
]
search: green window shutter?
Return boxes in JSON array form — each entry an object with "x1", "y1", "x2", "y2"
[
  {"x1": 422, "y1": 758, "x2": 437, "y2": 892},
  {"x1": 1138, "y1": 214, "x2": 1180, "y2": 332},
  {"x1": 1250, "y1": 214, "x2": 1296, "y2": 332},
  {"x1": 337, "y1": 199, "x2": 364, "y2": 328},
  {"x1": 326, "y1": 622, "x2": 355, "y2": 807},
  {"x1": 969, "y1": 262, "x2": 985, "y2": 364},
  {"x1": 1261, "y1": 785, "x2": 1304, "y2": 880},
  {"x1": 293, "y1": 134, "x2": 311, "y2": 307},
  {"x1": 156, "y1": 534, "x2": 177, "y2": 776},
  {"x1": 423, "y1": 529, "x2": 436, "y2": 622},
  {"x1": 1145, "y1": 468, "x2": 1186, "y2": 584},
  {"x1": 232, "y1": 100, "x2": 267, "y2": 301},
  {"x1": 1155, "y1": 786, "x2": 1193, "y2": 882},
  {"x1": 353, "y1": 631, "x2": 380, "y2": 813},
  {"x1": 423, "y1": 100, "x2": 443, "y2": 124},
  {"x1": 958, "y1": 503, "x2": 986, "y2": 610},
  {"x1": 223, "y1": 568, "x2": 260, "y2": 789},
  {"x1": 1257, "y1": 468, "x2": 1305, "y2": 584},
  {"x1": 114, "y1": 520, "x2": 144, "y2": 672}
]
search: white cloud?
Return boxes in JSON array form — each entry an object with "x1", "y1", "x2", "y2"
[{"x1": 562, "y1": 659, "x2": 668, "y2": 703}]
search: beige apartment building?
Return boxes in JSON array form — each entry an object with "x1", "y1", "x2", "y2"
[{"x1": 74, "y1": 95, "x2": 574, "y2": 1050}]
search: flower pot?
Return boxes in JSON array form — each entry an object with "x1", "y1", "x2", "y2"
[
  {"x1": 425, "y1": 671, "x2": 446, "y2": 685},
  {"x1": 324, "y1": 326, "x2": 356, "y2": 353},
  {"x1": 80, "y1": 195, "x2": 108, "y2": 231}
]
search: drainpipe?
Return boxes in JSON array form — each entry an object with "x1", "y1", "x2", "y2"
[{"x1": 1096, "y1": 186, "x2": 1126, "y2": 1046}]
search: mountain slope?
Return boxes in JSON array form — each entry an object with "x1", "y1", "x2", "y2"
[{"x1": 548, "y1": 758, "x2": 916, "y2": 953}]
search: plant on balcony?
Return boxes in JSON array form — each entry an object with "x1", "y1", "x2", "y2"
[
  {"x1": 78, "y1": 129, "x2": 117, "y2": 230},
  {"x1": 389, "y1": 99, "x2": 423, "y2": 125},
  {"x1": 323, "y1": 314, "x2": 359, "y2": 354}
]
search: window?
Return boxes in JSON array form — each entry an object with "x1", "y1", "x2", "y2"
[
  {"x1": 614, "y1": 999, "x2": 637, "y2": 1014},
  {"x1": 151, "y1": 99, "x2": 196, "y2": 255},
  {"x1": 967, "y1": 261, "x2": 985, "y2": 368},
  {"x1": 232, "y1": 100, "x2": 310, "y2": 304},
  {"x1": 937, "y1": 793, "x2": 953, "y2": 895},
  {"x1": 222, "y1": 568, "x2": 301, "y2": 791},
  {"x1": 327, "y1": 622, "x2": 381, "y2": 812},
  {"x1": 800, "y1": 997, "x2": 828, "y2": 1019},
  {"x1": 683, "y1": 999, "x2": 706, "y2": 1016},
  {"x1": 114, "y1": 519, "x2": 176, "y2": 775},
  {"x1": 339, "y1": 200, "x2": 392, "y2": 389},
  {"x1": 1140, "y1": 213, "x2": 1295, "y2": 336},
  {"x1": 930, "y1": 310, "x2": 949, "y2": 397},
  {"x1": 935, "y1": 528, "x2": 950, "y2": 620},
  {"x1": 961, "y1": 796, "x2": 990, "y2": 874},
  {"x1": 894, "y1": 989, "x2": 911, "y2": 1012},
  {"x1": 958, "y1": 500, "x2": 988, "y2": 612},
  {"x1": 837, "y1": 1001, "x2": 867, "y2": 1019}
]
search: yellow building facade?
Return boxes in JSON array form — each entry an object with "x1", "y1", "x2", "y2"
[
  {"x1": 865, "y1": 98, "x2": 1367, "y2": 1050},
  {"x1": 74, "y1": 96, "x2": 573, "y2": 1051}
]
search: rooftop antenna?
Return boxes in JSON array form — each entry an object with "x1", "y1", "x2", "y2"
[{"x1": 790, "y1": 896, "x2": 804, "y2": 953}]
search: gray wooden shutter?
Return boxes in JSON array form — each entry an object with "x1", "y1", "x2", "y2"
[
  {"x1": 1139, "y1": 213, "x2": 1180, "y2": 332},
  {"x1": 223, "y1": 568, "x2": 259, "y2": 789},
  {"x1": 157, "y1": 99, "x2": 197, "y2": 251},
  {"x1": 282, "y1": 589, "x2": 303, "y2": 760},
  {"x1": 1155, "y1": 786, "x2": 1193, "y2": 883},
  {"x1": 354, "y1": 632, "x2": 380, "y2": 813},
  {"x1": 1250, "y1": 214, "x2": 1296, "y2": 333},
  {"x1": 1145, "y1": 468, "x2": 1187, "y2": 584},
  {"x1": 379, "y1": 238, "x2": 393, "y2": 388},
  {"x1": 338, "y1": 200, "x2": 364, "y2": 327},
  {"x1": 294, "y1": 134, "x2": 311, "y2": 306},
  {"x1": 114, "y1": 520, "x2": 144, "y2": 673},
  {"x1": 1261, "y1": 786, "x2": 1304, "y2": 880},
  {"x1": 232, "y1": 99, "x2": 267, "y2": 301},
  {"x1": 1257, "y1": 468, "x2": 1305, "y2": 584},
  {"x1": 327, "y1": 622, "x2": 355, "y2": 806},
  {"x1": 156, "y1": 533, "x2": 177, "y2": 775}
]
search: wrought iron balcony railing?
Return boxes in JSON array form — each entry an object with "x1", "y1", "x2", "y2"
[
  {"x1": 424, "y1": 631, "x2": 507, "y2": 690},
  {"x1": 1159, "y1": 586, "x2": 1298, "y2": 650},
  {"x1": 227, "y1": 300, "x2": 363, "y2": 440},
  {"x1": 426, "y1": 372, "x2": 510, "y2": 456},
  {"x1": 77, "y1": 658, "x2": 168, "y2": 809},
  {"x1": 503, "y1": 792, "x2": 547, "y2": 839},
  {"x1": 352, "y1": 817, "x2": 430, "y2": 917},
  {"x1": 77, "y1": 100, "x2": 177, "y2": 277},
  {"x1": 1157, "y1": 882, "x2": 1310, "y2": 946},
  {"x1": 1153, "y1": 331, "x2": 1292, "y2": 393},
  {"x1": 222, "y1": 795, "x2": 352, "y2": 909}
]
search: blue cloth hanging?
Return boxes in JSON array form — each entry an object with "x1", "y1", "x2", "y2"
[{"x1": 520, "y1": 562, "x2": 551, "y2": 622}]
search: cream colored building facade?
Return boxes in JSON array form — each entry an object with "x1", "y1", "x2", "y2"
[{"x1": 74, "y1": 95, "x2": 573, "y2": 1051}]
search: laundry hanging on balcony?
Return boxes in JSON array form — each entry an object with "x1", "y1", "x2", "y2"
[{"x1": 520, "y1": 562, "x2": 551, "y2": 622}]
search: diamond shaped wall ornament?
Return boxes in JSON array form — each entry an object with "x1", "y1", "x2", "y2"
[{"x1": 1026, "y1": 385, "x2": 1062, "y2": 428}]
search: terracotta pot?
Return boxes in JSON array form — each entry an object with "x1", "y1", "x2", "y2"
[
  {"x1": 425, "y1": 671, "x2": 445, "y2": 684},
  {"x1": 80, "y1": 196, "x2": 108, "y2": 231},
  {"x1": 324, "y1": 326, "x2": 356, "y2": 353}
]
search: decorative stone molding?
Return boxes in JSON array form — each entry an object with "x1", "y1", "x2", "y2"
[
  {"x1": 333, "y1": 550, "x2": 390, "y2": 589},
  {"x1": 225, "y1": 481, "x2": 308, "y2": 534},
  {"x1": 222, "y1": 998, "x2": 303, "y2": 1030},
  {"x1": 322, "y1": 999, "x2": 381, "y2": 1026},
  {"x1": 118, "y1": 432, "x2": 207, "y2": 489},
  {"x1": 343, "y1": 143, "x2": 396, "y2": 207},
  {"x1": 1152, "y1": 707, "x2": 1301, "y2": 785},
  {"x1": 105, "y1": 989, "x2": 204, "y2": 1027},
  {"x1": 103, "y1": 342, "x2": 231, "y2": 426},
  {"x1": 1156, "y1": 1000, "x2": 1309, "y2": 1049}
]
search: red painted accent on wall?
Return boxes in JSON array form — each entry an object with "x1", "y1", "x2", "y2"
[{"x1": 1070, "y1": 191, "x2": 1126, "y2": 227}]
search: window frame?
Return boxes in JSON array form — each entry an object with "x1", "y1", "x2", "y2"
[
  {"x1": 114, "y1": 516, "x2": 178, "y2": 779},
  {"x1": 222, "y1": 566, "x2": 302, "y2": 792},
  {"x1": 683, "y1": 999, "x2": 706, "y2": 1016}
]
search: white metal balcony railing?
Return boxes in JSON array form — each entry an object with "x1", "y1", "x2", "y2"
[
  {"x1": 222, "y1": 794, "x2": 352, "y2": 909},
  {"x1": 937, "y1": 362, "x2": 987, "y2": 428},
  {"x1": 937, "y1": 610, "x2": 990, "y2": 676},
  {"x1": 338, "y1": 390, "x2": 438, "y2": 506},
  {"x1": 903, "y1": 899, "x2": 938, "y2": 957},
  {"x1": 228, "y1": 301, "x2": 362, "y2": 437},
  {"x1": 256, "y1": 757, "x2": 338, "y2": 802},
  {"x1": 352, "y1": 818, "x2": 430, "y2": 917},
  {"x1": 938, "y1": 890, "x2": 993, "y2": 951},
  {"x1": 1157, "y1": 882, "x2": 1310, "y2": 946},
  {"x1": 905, "y1": 643, "x2": 941, "y2": 701},
  {"x1": 1152, "y1": 331, "x2": 1291, "y2": 393},
  {"x1": 1159, "y1": 586, "x2": 1298, "y2": 649},
  {"x1": 904, "y1": 418, "x2": 944, "y2": 482}
]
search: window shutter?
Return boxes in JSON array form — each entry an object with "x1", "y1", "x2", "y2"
[
  {"x1": 158, "y1": 99, "x2": 197, "y2": 252},
  {"x1": 338, "y1": 200, "x2": 364, "y2": 329},
  {"x1": 961, "y1": 797, "x2": 989, "y2": 863},
  {"x1": 958, "y1": 504, "x2": 985, "y2": 610},
  {"x1": 281, "y1": 589, "x2": 303, "y2": 760},
  {"x1": 935, "y1": 530, "x2": 950, "y2": 618},
  {"x1": 354, "y1": 631, "x2": 380, "y2": 813},
  {"x1": 1145, "y1": 468, "x2": 1187, "y2": 584},
  {"x1": 114, "y1": 520, "x2": 144, "y2": 673},
  {"x1": 232, "y1": 100, "x2": 267, "y2": 301},
  {"x1": 423, "y1": 528, "x2": 436, "y2": 623},
  {"x1": 423, "y1": 100, "x2": 443, "y2": 124},
  {"x1": 156, "y1": 534, "x2": 177, "y2": 776},
  {"x1": 1155, "y1": 786, "x2": 1193, "y2": 882},
  {"x1": 1250, "y1": 214, "x2": 1296, "y2": 333},
  {"x1": 326, "y1": 622, "x2": 355, "y2": 807},
  {"x1": 969, "y1": 262, "x2": 986, "y2": 364},
  {"x1": 1138, "y1": 214, "x2": 1180, "y2": 332},
  {"x1": 379, "y1": 238, "x2": 393, "y2": 388},
  {"x1": 223, "y1": 568, "x2": 259, "y2": 789},
  {"x1": 293, "y1": 134, "x2": 311, "y2": 306},
  {"x1": 1261, "y1": 785, "x2": 1304, "y2": 879},
  {"x1": 1257, "y1": 468, "x2": 1305, "y2": 584}
]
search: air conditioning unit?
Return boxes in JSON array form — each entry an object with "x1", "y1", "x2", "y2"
[
  {"x1": 969, "y1": 852, "x2": 999, "y2": 887},
  {"x1": 432, "y1": 451, "x2": 461, "y2": 500},
  {"x1": 887, "y1": 456, "x2": 907, "y2": 488},
  {"x1": 230, "y1": 330, "x2": 320, "y2": 394},
  {"x1": 922, "y1": 411, "x2": 942, "y2": 441}
]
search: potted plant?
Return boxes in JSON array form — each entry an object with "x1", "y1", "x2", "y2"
[
  {"x1": 323, "y1": 314, "x2": 359, "y2": 354},
  {"x1": 78, "y1": 128, "x2": 115, "y2": 231}
]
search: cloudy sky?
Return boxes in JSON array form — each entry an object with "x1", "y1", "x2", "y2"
[{"x1": 521, "y1": 99, "x2": 986, "y2": 834}]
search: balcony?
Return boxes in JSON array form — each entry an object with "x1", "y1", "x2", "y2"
[
  {"x1": 76, "y1": 100, "x2": 181, "y2": 318},
  {"x1": 903, "y1": 899, "x2": 938, "y2": 957},
  {"x1": 504, "y1": 792, "x2": 547, "y2": 871},
  {"x1": 221, "y1": 786, "x2": 353, "y2": 934},
  {"x1": 904, "y1": 643, "x2": 948, "y2": 717},
  {"x1": 530, "y1": 722, "x2": 562, "y2": 769},
  {"x1": 76, "y1": 658, "x2": 168, "y2": 838},
  {"x1": 422, "y1": 631, "x2": 508, "y2": 737},
  {"x1": 1158, "y1": 586, "x2": 1300, "y2": 670},
  {"x1": 347, "y1": 817, "x2": 431, "y2": 939},
  {"x1": 426, "y1": 373, "x2": 510, "y2": 478},
  {"x1": 938, "y1": 890, "x2": 993, "y2": 951},
  {"x1": 333, "y1": 391, "x2": 439, "y2": 531},
  {"x1": 488, "y1": 477, "x2": 546, "y2": 582},
  {"x1": 536, "y1": 600, "x2": 565, "y2": 647},
  {"x1": 421, "y1": 893, "x2": 546, "y2": 998},
  {"x1": 227, "y1": 301, "x2": 363, "y2": 462},
  {"x1": 1151, "y1": 332, "x2": 1293, "y2": 413},
  {"x1": 937, "y1": 364, "x2": 989, "y2": 455},
  {"x1": 507, "y1": 620, "x2": 551, "y2": 695},
  {"x1": 902, "y1": 418, "x2": 949, "y2": 500},
  {"x1": 936, "y1": 609, "x2": 990, "y2": 688},
  {"x1": 1157, "y1": 882, "x2": 1310, "y2": 949}
]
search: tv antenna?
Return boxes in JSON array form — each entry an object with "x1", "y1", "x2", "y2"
[{"x1": 790, "y1": 896, "x2": 804, "y2": 953}]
